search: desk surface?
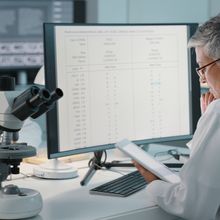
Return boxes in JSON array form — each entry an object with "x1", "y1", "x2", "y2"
[{"x1": 5, "y1": 151, "x2": 182, "y2": 220}]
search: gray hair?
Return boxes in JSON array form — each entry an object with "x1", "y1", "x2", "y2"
[{"x1": 188, "y1": 15, "x2": 220, "y2": 59}]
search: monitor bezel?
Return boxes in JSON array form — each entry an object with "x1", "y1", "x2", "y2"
[{"x1": 44, "y1": 23, "x2": 200, "y2": 159}]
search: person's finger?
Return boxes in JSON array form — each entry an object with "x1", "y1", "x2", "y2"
[
  {"x1": 200, "y1": 93, "x2": 206, "y2": 114},
  {"x1": 204, "y1": 92, "x2": 210, "y2": 107},
  {"x1": 133, "y1": 161, "x2": 159, "y2": 182},
  {"x1": 207, "y1": 92, "x2": 215, "y2": 104}
]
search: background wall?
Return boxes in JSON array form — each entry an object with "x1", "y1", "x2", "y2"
[{"x1": 87, "y1": 0, "x2": 219, "y2": 23}]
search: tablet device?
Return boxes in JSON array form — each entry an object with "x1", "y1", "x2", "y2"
[{"x1": 115, "y1": 139, "x2": 181, "y2": 183}]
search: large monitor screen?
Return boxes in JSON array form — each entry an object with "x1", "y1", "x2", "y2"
[
  {"x1": 0, "y1": 0, "x2": 73, "y2": 69},
  {"x1": 44, "y1": 23, "x2": 200, "y2": 159}
]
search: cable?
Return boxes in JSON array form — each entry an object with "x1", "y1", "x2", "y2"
[{"x1": 154, "y1": 148, "x2": 189, "y2": 161}]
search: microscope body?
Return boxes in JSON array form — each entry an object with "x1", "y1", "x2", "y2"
[
  {"x1": 0, "y1": 76, "x2": 63, "y2": 219},
  {"x1": 0, "y1": 90, "x2": 23, "y2": 131},
  {"x1": 0, "y1": 82, "x2": 50, "y2": 184}
]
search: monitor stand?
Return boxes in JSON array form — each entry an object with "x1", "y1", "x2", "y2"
[
  {"x1": 33, "y1": 158, "x2": 78, "y2": 179},
  {"x1": 80, "y1": 151, "x2": 133, "y2": 186},
  {"x1": 80, "y1": 150, "x2": 184, "y2": 186}
]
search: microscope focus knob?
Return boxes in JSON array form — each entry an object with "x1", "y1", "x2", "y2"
[
  {"x1": 2, "y1": 184, "x2": 20, "y2": 195},
  {"x1": 0, "y1": 76, "x2": 15, "y2": 91}
]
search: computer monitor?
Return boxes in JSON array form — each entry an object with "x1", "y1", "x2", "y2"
[
  {"x1": 0, "y1": 0, "x2": 74, "y2": 71},
  {"x1": 44, "y1": 23, "x2": 200, "y2": 161}
]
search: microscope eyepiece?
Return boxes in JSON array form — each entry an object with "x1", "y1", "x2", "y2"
[
  {"x1": 28, "y1": 89, "x2": 50, "y2": 108},
  {"x1": 31, "y1": 88, "x2": 63, "y2": 119},
  {"x1": 11, "y1": 86, "x2": 51, "y2": 121},
  {"x1": 11, "y1": 86, "x2": 63, "y2": 120},
  {"x1": 13, "y1": 86, "x2": 40, "y2": 105},
  {"x1": 48, "y1": 88, "x2": 63, "y2": 104}
]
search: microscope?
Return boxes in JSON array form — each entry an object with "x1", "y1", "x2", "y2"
[{"x1": 0, "y1": 76, "x2": 63, "y2": 219}]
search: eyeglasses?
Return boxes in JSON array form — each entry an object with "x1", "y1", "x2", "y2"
[{"x1": 196, "y1": 58, "x2": 220, "y2": 79}]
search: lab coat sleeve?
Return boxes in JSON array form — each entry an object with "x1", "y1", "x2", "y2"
[{"x1": 146, "y1": 108, "x2": 220, "y2": 220}]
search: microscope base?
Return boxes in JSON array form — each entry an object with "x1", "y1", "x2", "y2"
[{"x1": 0, "y1": 187, "x2": 42, "y2": 219}]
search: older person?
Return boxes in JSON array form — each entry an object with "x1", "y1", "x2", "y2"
[{"x1": 134, "y1": 15, "x2": 220, "y2": 220}]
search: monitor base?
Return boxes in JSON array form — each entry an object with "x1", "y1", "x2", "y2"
[{"x1": 33, "y1": 158, "x2": 78, "y2": 179}]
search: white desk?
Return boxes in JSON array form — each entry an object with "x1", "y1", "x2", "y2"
[{"x1": 6, "y1": 156, "x2": 182, "y2": 220}]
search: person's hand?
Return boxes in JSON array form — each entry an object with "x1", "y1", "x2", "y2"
[
  {"x1": 200, "y1": 91, "x2": 215, "y2": 114},
  {"x1": 133, "y1": 160, "x2": 159, "y2": 183}
]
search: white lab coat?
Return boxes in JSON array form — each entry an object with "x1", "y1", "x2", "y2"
[{"x1": 146, "y1": 99, "x2": 220, "y2": 220}]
